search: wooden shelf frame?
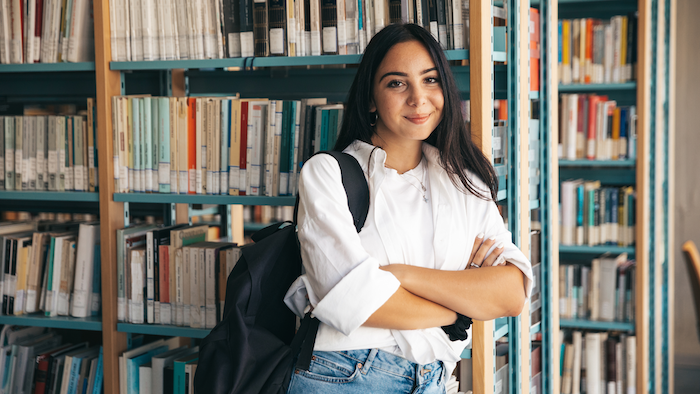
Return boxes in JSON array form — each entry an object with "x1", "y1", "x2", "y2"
[{"x1": 552, "y1": 0, "x2": 676, "y2": 393}]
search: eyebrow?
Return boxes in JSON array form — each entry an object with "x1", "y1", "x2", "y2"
[{"x1": 378, "y1": 67, "x2": 438, "y2": 82}]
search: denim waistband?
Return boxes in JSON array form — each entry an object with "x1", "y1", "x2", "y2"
[{"x1": 326, "y1": 348, "x2": 444, "y2": 384}]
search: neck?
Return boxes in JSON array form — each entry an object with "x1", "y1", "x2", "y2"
[{"x1": 370, "y1": 134, "x2": 423, "y2": 174}]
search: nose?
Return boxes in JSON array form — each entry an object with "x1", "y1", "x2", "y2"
[{"x1": 407, "y1": 84, "x2": 428, "y2": 108}]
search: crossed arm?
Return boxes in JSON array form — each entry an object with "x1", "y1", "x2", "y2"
[{"x1": 363, "y1": 237, "x2": 527, "y2": 330}]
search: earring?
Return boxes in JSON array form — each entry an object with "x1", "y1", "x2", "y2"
[{"x1": 369, "y1": 111, "x2": 377, "y2": 126}]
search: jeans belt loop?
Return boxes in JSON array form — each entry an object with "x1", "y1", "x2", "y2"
[{"x1": 361, "y1": 349, "x2": 379, "y2": 375}]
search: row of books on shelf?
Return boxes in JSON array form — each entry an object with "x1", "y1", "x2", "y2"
[
  {"x1": 560, "y1": 181, "x2": 635, "y2": 247},
  {"x1": 119, "y1": 338, "x2": 200, "y2": 394},
  {"x1": 559, "y1": 254, "x2": 635, "y2": 322},
  {"x1": 109, "y1": 0, "x2": 471, "y2": 62},
  {"x1": 0, "y1": 0, "x2": 94, "y2": 64},
  {"x1": 0, "y1": 220, "x2": 101, "y2": 318},
  {"x1": 118, "y1": 223, "x2": 239, "y2": 327},
  {"x1": 558, "y1": 14, "x2": 638, "y2": 85},
  {"x1": 560, "y1": 330, "x2": 636, "y2": 394},
  {"x1": 0, "y1": 100, "x2": 99, "y2": 192},
  {"x1": 112, "y1": 95, "x2": 343, "y2": 197},
  {"x1": 559, "y1": 95, "x2": 637, "y2": 161},
  {"x1": 0, "y1": 326, "x2": 103, "y2": 394}
]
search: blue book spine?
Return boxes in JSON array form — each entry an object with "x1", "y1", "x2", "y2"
[
  {"x1": 127, "y1": 346, "x2": 169, "y2": 394},
  {"x1": 92, "y1": 348, "x2": 104, "y2": 394},
  {"x1": 158, "y1": 98, "x2": 171, "y2": 193},
  {"x1": 576, "y1": 184, "x2": 584, "y2": 228},
  {"x1": 67, "y1": 357, "x2": 83, "y2": 394},
  {"x1": 558, "y1": 21, "x2": 563, "y2": 63}
]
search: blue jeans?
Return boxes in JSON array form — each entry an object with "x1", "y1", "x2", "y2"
[{"x1": 286, "y1": 348, "x2": 447, "y2": 394}]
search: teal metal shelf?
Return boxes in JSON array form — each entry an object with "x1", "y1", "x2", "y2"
[
  {"x1": 560, "y1": 319, "x2": 634, "y2": 332},
  {"x1": 559, "y1": 245, "x2": 635, "y2": 256},
  {"x1": 244, "y1": 222, "x2": 271, "y2": 232},
  {"x1": 495, "y1": 317, "x2": 509, "y2": 340},
  {"x1": 0, "y1": 314, "x2": 102, "y2": 331},
  {"x1": 531, "y1": 321, "x2": 541, "y2": 335},
  {"x1": 530, "y1": 200, "x2": 540, "y2": 210},
  {"x1": 558, "y1": 82, "x2": 637, "y2": 92},
  {"x1": 461, "y1": 348, "x2": 471, "y2": 359},
  {"x1": 559, "y1": 159, "x2": 636, "y2": 167},
  {"x1": 0, "y1": 62, "x2": 95, "y2": 73},
  {"x1": 114, "y1": 193, "x2": 297, "y2": 206},
  {"x1": 111, "y1": 50, "x2": 481, "y2": 70},
  {"x1": 0, "y1": 191, "x2": 99, "y2": 202},
  {"x1": 118, "y1": 323, "x2": 211, "y2": 338}
]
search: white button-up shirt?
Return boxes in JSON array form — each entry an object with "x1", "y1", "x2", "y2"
[{"x1": 285, "y1": 140, "x2": 533, "y2": 371}]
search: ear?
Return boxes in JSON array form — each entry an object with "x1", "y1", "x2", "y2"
[{"x1": 369, "y1": 98, "x2": 376, "y2": 113}]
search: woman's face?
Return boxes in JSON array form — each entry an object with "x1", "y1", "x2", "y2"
[{"x1": 370, "y1": 40, "x2": 444, "y2": 146}]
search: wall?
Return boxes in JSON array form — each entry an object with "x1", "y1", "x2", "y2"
[{"x1": 674, "y1": 0, "x2": 700, "y2": 391}]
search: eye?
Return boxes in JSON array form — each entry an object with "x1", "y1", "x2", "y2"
[
  {"x1": 387, "y1": 80, "x2": 404, "y2": 88},
  {"x1": 425, "y1": 76, "x2": 441, "y2": 84}
]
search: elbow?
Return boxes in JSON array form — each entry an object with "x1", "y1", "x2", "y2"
[{"x1": 504, "y1": 292, "x2": 526, "y2": 317}]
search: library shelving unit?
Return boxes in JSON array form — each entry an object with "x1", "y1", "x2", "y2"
[
  {"x1": 552, "y1": 0, "x2": 675, "y2": 393},
  {"x1": 0, "y1": 60, "x2": 104, "y2": 330}
]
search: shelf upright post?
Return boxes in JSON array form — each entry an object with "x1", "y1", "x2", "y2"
[
  {"x1": 637, "y1": 0, "x2": 652, "y2": 392},
  {"x1": 665, "y1": 0, "x2": 676, "y2": 391},
  {"x1": 93, "y1": 0, "x2": 128, "y2": 392},
  {"x1": 470, "y1": 0, "x2": 495, "y2": 393},
  {"x1": 505, "y1": 0, "x2": 531, "y2": 392},
  {"x1": 541, "y1": 0, "x2": 559, "y2": 393}
]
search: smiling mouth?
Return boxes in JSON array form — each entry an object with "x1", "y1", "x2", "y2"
[{"x1": 405, "y1": 114, "x2": 431, "y2": 124}]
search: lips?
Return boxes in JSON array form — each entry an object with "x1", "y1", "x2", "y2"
[{"x1": 405, "y1": 113, "x2": 431, "y2": 124}]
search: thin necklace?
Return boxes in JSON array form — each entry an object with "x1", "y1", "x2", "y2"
[{"x1": 399, "y1": 158, "x2": 429, "y2": 203}]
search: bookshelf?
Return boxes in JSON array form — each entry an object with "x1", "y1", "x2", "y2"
[{"x1": 552, "y1": 1, "x2": 675, "y2": 394}]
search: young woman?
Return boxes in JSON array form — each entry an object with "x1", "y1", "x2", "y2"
[{"x1": 284, "y1": 23, "x2": 533, "y2": 393}]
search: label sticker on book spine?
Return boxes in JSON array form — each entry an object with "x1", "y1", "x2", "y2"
[
  {"x1": 323, "y1": 27, "x2": 338, "y2": 53},
  {"x1": 270, "y1": 28, "x2": 285, "y2": 54}
]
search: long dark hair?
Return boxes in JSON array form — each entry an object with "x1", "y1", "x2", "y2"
[{"x1": 334, "y1": 23, "x2": 498, "y2": 201}]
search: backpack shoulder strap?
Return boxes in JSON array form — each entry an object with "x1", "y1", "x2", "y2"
[{"x1": 294, "y1": 151, "x2": 370, "y2": 233}]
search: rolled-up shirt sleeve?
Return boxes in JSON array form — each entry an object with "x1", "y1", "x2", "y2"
[
  {"x1": 290, "y1": 154, "x2": 401, "y2": 336},
  {"x1": 480, "y1": 198, "x2": 534, "y2": 300}
]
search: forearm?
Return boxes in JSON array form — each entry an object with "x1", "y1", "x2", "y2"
[
  {"x1": 363, "y1": 286, "x2": 457, "y2": 330},
  {"x1": 385, "y1": 264, "x2": 527, "y2": 321}
]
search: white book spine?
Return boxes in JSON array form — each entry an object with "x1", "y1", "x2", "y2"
[
  {"x1": 146, "y1": 232, "x2": 155, "y2": 323},
  {"x1": 205, "y1": 249, "x2": 217, "y2": 328},
  {"x1": 70, "y1": 224, "x2": 98, "y2": 318}
]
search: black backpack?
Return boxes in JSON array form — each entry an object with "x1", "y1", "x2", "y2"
[{"x1": 194, "y1": 151, "x2": 370, "y2": 394}]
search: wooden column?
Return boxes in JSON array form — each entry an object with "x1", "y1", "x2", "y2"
[
  {"x1": 667, "y1": 0, "x2": 677, "y2": 391},
  {"x1": 636, "y1": 0, "x2": 651, "y2": 392},
  {"x1": 93, "y1": 0, "x2": 126, "y2": 393},
  {"x1": 470, "y1": 1, "x2": 495, "y2": 393},
  {"x1": 518, "y1": 1, "x2": 531, "y2": 392}
]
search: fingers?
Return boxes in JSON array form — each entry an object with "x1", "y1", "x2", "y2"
[
  {"x1": 467, "y1": 233, "x2": 484, "y2": 268},
  {"x1": 469, "y1": 237, "x2": 496, "y2": 268},
  {"x1": 481, "y1": 241, "x2": 505, "y2": 267}
]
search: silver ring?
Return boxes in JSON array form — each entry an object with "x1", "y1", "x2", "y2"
[{"x1": 470, "y1": 263, "x2": 480, "y2": 268}]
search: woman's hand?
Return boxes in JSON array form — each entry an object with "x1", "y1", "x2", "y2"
[{"x1": 466, "y1": 233, "x2": 505, "y2": 269}]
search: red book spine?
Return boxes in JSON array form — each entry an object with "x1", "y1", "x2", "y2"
[
  {"x1": 239, "y1": 102, "x2": 249, "y2": 196},
  {"x1": 34, "y1": 0, "x2": 43, "y2": 63},
  {"x1": 33, "y1": 357, "x2": 51, "y2": 394},
  {"x1": 159, "y1": 245, "x2": 170, "y2": 304}
]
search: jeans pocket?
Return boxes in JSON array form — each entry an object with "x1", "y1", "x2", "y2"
[{"x1": 295, "y1": 352, "x2": 362, "y2": 384}]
